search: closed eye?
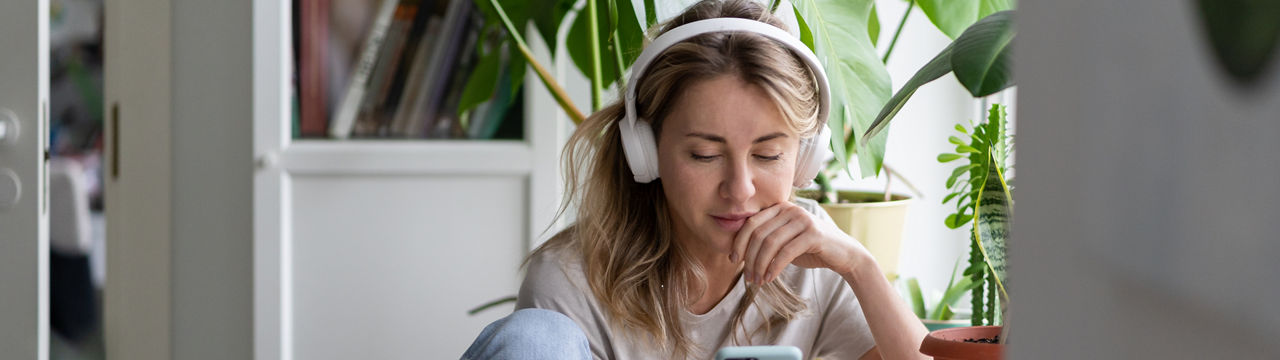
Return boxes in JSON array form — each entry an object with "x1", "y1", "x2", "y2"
[
  {"x1": 691, "y1": 153, "x2": 719, "y2": 162},
  {"x1": 755, "y1": 154, "x2": 783, "y2": 161}
]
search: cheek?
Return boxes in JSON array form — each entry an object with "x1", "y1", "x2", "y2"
[
  {"x1": 756, "y1": 163, "x2": 794, "y2": 200},
  {"x1": 658, "y1": 153, "x2": 715, "y2": 198}
]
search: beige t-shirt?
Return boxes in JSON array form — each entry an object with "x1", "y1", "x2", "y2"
[{"x1": 516, "y1": 199, "x2": 876, "y2": 360}]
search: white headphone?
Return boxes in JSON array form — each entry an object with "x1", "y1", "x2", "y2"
[{"x1": 620, "y1": 17, "x2": 833, "y2": 188}]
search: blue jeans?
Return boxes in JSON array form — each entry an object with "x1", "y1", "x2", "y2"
[{"x1": 461, "y1": 308, "x2": 592, "y2": 360}]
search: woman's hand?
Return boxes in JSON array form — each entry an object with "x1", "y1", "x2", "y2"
[{"x1": 730, "y1": 202, "x2": 873, "y2": 284}]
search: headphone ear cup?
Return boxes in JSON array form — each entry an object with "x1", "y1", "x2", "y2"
[
  {"x1": 793, "y1": 126, "x2": 832, "y2": 187},
  {"x1": 620, "y1": 117, "x2": 661, "y2": 183}
]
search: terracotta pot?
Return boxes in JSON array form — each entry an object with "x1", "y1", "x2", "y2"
[{"x1": 919, "y1": 326, "x2": 1003, "y2": 360}]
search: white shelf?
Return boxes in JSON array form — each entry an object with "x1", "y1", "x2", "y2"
[{"x1": 281, "y1": 140, "x2": 533, "y2": 175}]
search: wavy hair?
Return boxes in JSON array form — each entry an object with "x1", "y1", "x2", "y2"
[{"x1": 530, "y1": 0, "x2": 823, "y2": 357}]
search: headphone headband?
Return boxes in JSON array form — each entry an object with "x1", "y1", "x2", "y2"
[{"x1": 620, "y1": 17, "x2": 832, "y2": 187}]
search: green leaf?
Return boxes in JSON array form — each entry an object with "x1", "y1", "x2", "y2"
[
  {"x1": 916, "y1": 0, "x2": 1015, "y2": 39},
  {"x1": 938, "y1": 304, "x2": 955, "y2": 321},
  {"x1": 869, "y1": 4, "x2": 881, "y2": 47},
  {"x1": 794, "y1": 0, "x2": 892, "y2": 178},
  {"x1": 908, "y1": 278, "x2": 927, "y2": 318},
  {"x1": 932, "y1": 276, "x2": 981, "y2": 320},
  {"x1": 643, "y1": 0, "x2": 656, "y2": 28},
  {"x1": 973, "y1": 152, "x2": 1011, "y2": 301},
  {"x1": 862, "y1": 44, "x2": 953, "y2": 143},
  {"x1": 458, "y1": 43, "x2": 505, "y2": 118},
  {"x1": 942, "y1": 191, "x2": 963, "y2": 204},
  {"x1": 956, "y1": 145, "x2": 982, "y2": 153},
  {"x1": 507, "y1": 46, "x2": 528, "y2": 98},
  {"x1": 566, "y1": 0, "x2": 644, "y2": 89},
  {"x1": 945, "y1": 212, "x2": 973, "y2": 229},
  {"x1": 607, "y1": 0, "x2": 619, "y2": 36},
  {"x1": 527, "y1": 0, "x2": 574, "y2": 54},
  {"x1": 1197, "y1": 0, "x2": 1280, "y2": 84},
  {"x1": 951, "y1": 10, "x2": 1015, "y2": 97},
  {"x1": 794, "y1": 6, "x2": 815, "y2": 51},
  {"x1": 946, "y1": 164, "x2": 979, "y2": 189},
  {"x1": 955, "y1": 123, "x2": 969, "y2": 133},
  {"x1": 948, "y1": 136, "x2": 967, "y2": 145},
  {"x1": 937, "y1": 153, "x2": 963, "y2": 163}
]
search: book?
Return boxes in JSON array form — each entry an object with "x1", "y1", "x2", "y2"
[
  {"x1": 400, "y1": 0, "x2": 473, "y2": 138},
  {"x1": 389, "y1": 18, "x2": 443, "y2": 136},
  {"x1": 430, "y1": 8, "x2": 483, "y2": 138},
  {"x1": 329, "y1": 0, "x2": 399, "y2": 139},
  {"x1": 376, "y1": 0, "x2": 434, "y2": 134},
  {"x1": 297, "y1": 0, "x2": 328, "y2": 137}
]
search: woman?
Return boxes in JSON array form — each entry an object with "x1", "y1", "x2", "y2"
[{"x1": 463, "y1": 0, "x2": 926, "y2": 359}]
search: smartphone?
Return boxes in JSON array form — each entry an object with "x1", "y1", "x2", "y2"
[{"x1": 714, "y1": 345, "x2": 803, "y2": 360}]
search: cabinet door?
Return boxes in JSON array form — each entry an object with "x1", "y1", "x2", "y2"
[{"x1": 0, "y1": 0, "x2": 50, "y2": 358}]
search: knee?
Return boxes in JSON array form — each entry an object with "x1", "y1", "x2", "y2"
[
  {"x1": 462, "y1": 308, "x2": 590, "y2": 360},
  {"x1": 497, "y1": 308, "x2": 587, "y2": 346}
]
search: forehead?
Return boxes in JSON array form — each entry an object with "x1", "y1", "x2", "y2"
[{"x1": 662, "y1": 75, "x2": 791, "y2": 137}]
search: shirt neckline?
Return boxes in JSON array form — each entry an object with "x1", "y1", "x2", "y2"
[{"x1": 681, "y1": 273, "x2": 748, "y2": 322}]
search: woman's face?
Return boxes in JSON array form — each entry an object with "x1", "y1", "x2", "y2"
[{"x1": 657, "y1": 74, "x2": 800, "y2": 257}]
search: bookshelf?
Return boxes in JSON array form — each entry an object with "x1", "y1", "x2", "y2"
[{"x1": 257, "y1": 0, "x2": 570, "y2": 359}]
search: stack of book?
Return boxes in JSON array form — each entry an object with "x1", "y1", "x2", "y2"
[{"x1": 294, "y1": 0, "x2": 521, "y2": 140}]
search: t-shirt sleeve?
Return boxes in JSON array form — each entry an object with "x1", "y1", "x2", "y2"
[
  {"x1": 515, "y1": 248, "x2": 613, "y2": 359},
  {"x1": 811, "y1": 270, "x2": 877, "y2": 359}
]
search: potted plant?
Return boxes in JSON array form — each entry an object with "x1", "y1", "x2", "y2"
[
  {"x1": 904, "y1": 260, "x2": 982, "y2": 332},
  {"x1": 915, "y1": 102, "x2": 1011, "y2": 359},
  {"x1": 859, "y1": 7, "x2": 1016, "y2": 357}
]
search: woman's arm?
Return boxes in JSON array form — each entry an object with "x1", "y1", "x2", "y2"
[{"x1": 840, "y1": 252, "x2": 928, "y2": 360}]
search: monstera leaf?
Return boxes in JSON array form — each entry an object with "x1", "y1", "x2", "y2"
[
  {"x1": 793, "y1": 0, "x2": 892, "y2": 178},
  {"x1": 916, "y1": 0, "x2": 1013, "y2": 39},
  {"x1": 566, "y1": 0, "x2": 646, "y2": 90}
]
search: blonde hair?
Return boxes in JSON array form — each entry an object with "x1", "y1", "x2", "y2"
[{"x1": 530, "y1": 0, "x2": 823, "y2": 357}]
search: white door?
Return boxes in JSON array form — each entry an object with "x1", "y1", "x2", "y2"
[{"x1": 0, "y1": 0, "x2": 51, "y2": 359}]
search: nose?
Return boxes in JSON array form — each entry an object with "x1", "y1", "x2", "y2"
[{"x1": 719, "y1": 156, "x2": 756, "y2": 202}]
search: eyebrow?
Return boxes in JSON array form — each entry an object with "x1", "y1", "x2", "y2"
[{"x1": 686, "y1": 132, "x2": 788, "y2": 144}]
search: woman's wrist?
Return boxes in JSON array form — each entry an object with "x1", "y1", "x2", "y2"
[{"x1": 836, "y1": 247, "x2": 879, "y2": 284}]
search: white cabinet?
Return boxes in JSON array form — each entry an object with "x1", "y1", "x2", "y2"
[
  {"x1": 107, "y1": 0, "x2": 574, "y2": 359},
  {"x1": 252, "y1": 1, "x2": 570, "y2": 358}
]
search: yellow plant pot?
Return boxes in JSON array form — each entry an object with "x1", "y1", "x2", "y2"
[{"x1": 799, "y1": 190, "x2": 913, "y2": 280}]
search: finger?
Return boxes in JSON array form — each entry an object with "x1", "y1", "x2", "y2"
[
  {"x1": 744, "y1": 215, "x2": 790, "y2": 283},
  {"x1": 752, "y1": 218, "x2": 806, "y2": 283},
  {"x1": 732, "y1": 204, "x2": 783, "y2": 263},
  {"x1": 765, "y1": 227, "x2": 816, "y2": 283}
]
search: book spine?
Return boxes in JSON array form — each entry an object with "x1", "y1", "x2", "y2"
[
  {"x1": 329, "y1": 0, "x2": 399, "y2": 139},
  {"x1": 390, "y1": 19, "x2": 442, "y2": 137},
  {"x1": 413, "y1": 0, "x2": 474, "y2": 137},
  {"x1": 297, "y1": 0, "x2": 328, "y2": 137}
]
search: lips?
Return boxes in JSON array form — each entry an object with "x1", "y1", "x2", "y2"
[{"x1": 711, "y1": 212, "x2": 755, "y2": 232}]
